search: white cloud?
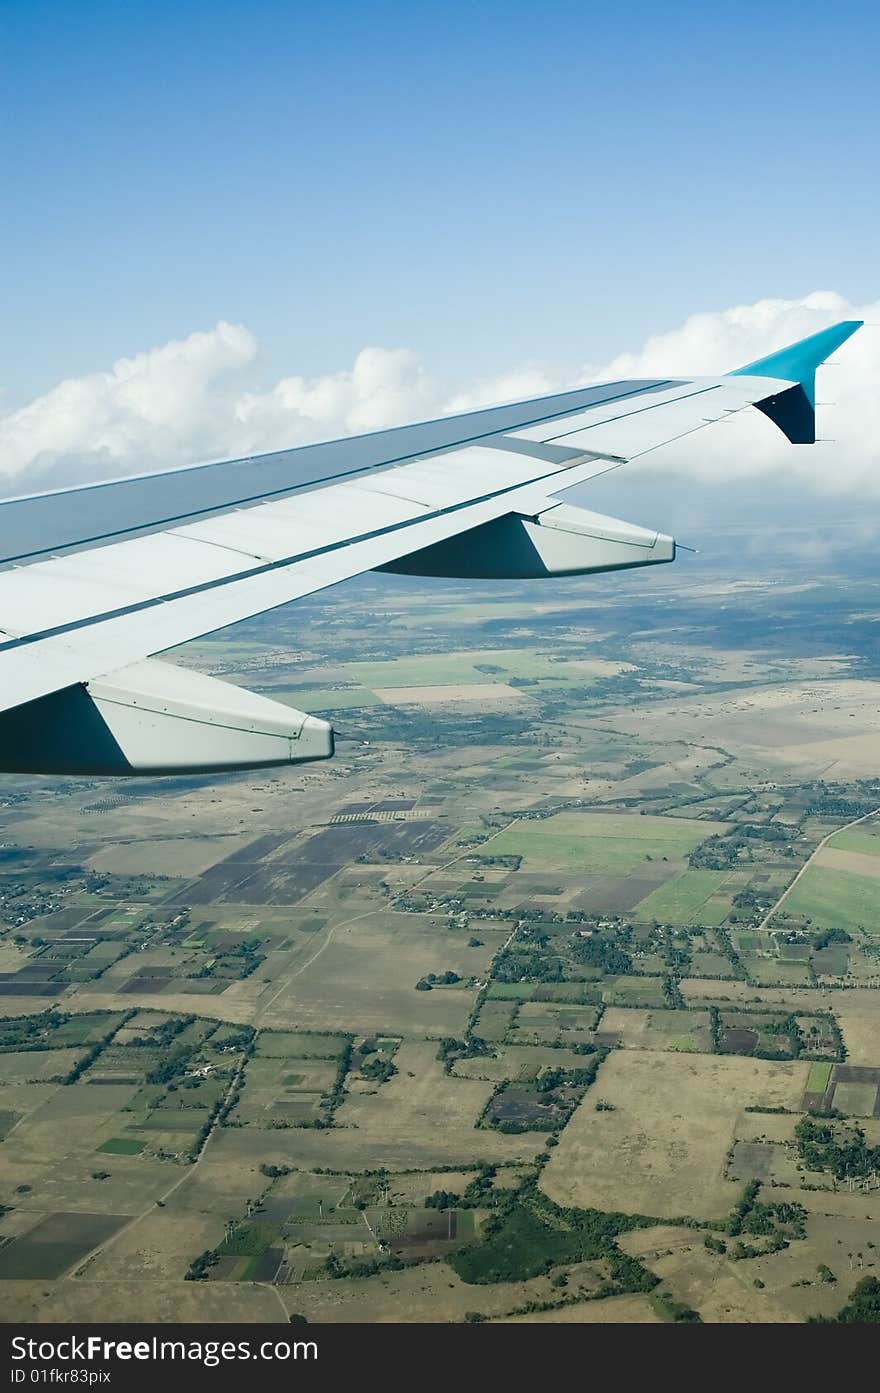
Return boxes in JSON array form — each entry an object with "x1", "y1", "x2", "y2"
[
  {"x1": 1, "y1": 291, "x2": 876, "y2": 498},
  {"x1": 233, "y1": 347, "x2": 438, "y2": 447},
  {"x1": 0, "y1": 322, "x2": 258, "y2": 490},
  {"x1": 443, "y1": 362, "x2": 557, "y2": 413}
]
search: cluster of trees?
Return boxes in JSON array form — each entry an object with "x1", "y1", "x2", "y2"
[
  {"x1": 811, "y1": 1275, "x2": 880, "y2": 1323},
  {"x1": 324, "y1": 1250, "x2": 406, "y2": 1280},
  {"x1": 425, "y1": 1190, "x2": 459, "y2": 1210},
  {"x1": 570, "y1": 934, "x2": 631, "y2": 976},
  {"x1": 796, "y1": 1117, "x2": 880, "y2": 1181},
  {"x1": 215, "y1": 1027, "x2": 256, "y2": 1051},
  {"x1": 690, "y1": 821, "x2": 794, "y2": 872},
  {"x1": 424, "y1": 1165, "x2": 501, "y2": 1212},
  {"x1": 147, "y1": 1042, "x2": 198, "y2": 1086},
  {"x1": 651, "y1": 1291, "x2": 702, "y2": 1322},
  {"x1": 0, "y1": 1010, "x2": 68, "y2": 1053},
  {"x1": 728, "y1": 1179, "x2": 806, "y2": 1244},
  {"x1": 415, "y1": 970, "x2": 461, "y2": 991},
  {"x1": 662, "y1": 973, "x2": 685, "y2": 1008},
  {"x1": 804, "y1": 793, "x2": 878, "y2": 819},
  {"x1": 435, "y1": 1035, "x2": 490, "y2": 1072},
  {"x1": 757, "y1": 1013, "x2": 803, "y2": 1060},
  {"x1": 450, "y1": 1178, "x2": 657, "y2": 1289},
  {"x1": 323, "y1": 1040, "x2": 353, "y2": 1118},
  {"x1": 360, "y1": 1054, "x2": 396, "y2": 1083},
  {"x1": 484, "y1": 1053, "x2": 605, "y2": 1136},
  {"x1": 134, "y1": 1014, "x2": 194, "y2": 1049},
  {"x1": 492, "y1": 947, "x2": 564, "y2": 984},
  {"x1": 537, "y1": 1059, "x2": 600, "y2": 1093},
  {"x1": 185, "y1": 1250, "x2": 218, "y2": 1280},
  {"x1": 468, "y1": 855, "x2": 522, "y2": 869},
  {"x1": 813, "y1": 926, "x2": 851, "y2": 951},
  {"x1": 191, "y1": 939, "x2": 264, "y2": 981}
]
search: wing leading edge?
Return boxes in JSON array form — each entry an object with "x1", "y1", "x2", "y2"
[{"x1": 0, "y1": 318, "x2": 861, "y2": 775}]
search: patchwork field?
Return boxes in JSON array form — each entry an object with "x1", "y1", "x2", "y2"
[{"x1": 541, "y1": 1051, "x2": 810, "y2": 1220}]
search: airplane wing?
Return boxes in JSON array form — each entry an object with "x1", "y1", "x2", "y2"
[{"x1": 0, "y1": 318, "x2": 861, "y2": 776}]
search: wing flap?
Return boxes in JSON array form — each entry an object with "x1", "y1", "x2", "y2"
[
  {"x1": 0, "y1": 378, "x2": 673, "y2": 567},
  {"x1": 0, "y1": 443, "x2": 603, "y2": 713},
  {"x1": 0, "y1": 658, "x2": 333, "y2": 775}
]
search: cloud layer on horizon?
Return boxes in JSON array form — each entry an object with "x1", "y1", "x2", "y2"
[{"x1": 1, "y1": 291, "x2": 876, "y2": 498}]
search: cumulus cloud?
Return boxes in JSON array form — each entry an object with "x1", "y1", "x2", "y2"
[
  {"x1": 233, "y1": 346, "x2": 438, "y2": 447},
  {"x1": 0, "y1": 322, "x2": 259, "y2": 491},
  {"x1": 1, "y1": 291, "x2": 876, "y2": 498}
]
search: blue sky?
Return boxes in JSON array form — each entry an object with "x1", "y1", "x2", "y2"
[{"x1": 3, "y1": 0, "x2": 879, "y2": 405}]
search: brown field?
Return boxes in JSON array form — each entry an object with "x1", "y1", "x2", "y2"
[
  {"x1": 680, "y1": 978, "x2": 830, "y2": 1010},
  {"x1": 0, "y1": 1280, "x2": 284, "y2": 1323},
  {"x1": 598, "y1": 1006, "x2": 712, "y2": 1052},
  {"x1": 206, "y1": 1042, "x2": 545, "y2": 1172},
  {"x1": 252, "y1": 916, "x2": 488, "y2": 1036},
  {"x1": 0, "y1": 1050, "x2": 84, "y2": 1084},
  {"x1": 81, "y1": 1211, "x2": 228, "y2": 1283},
  {"x1": 86, "y1": 837, "x2": 245, "y2": 877},
  {"x1": 834, "y1": 992, "x2": 880, "y2": 1065},
  {"x1": 452, "y1": 1044, "x2": 592, "y2": 1082},
  {"x1": 497, "y1": 1293, "x2": 662, "y2": 1323},
  {"x1": 813, "y1": 846, "x2": 880, "y2": 880},
  {"x1": 0, "y1": 943, "x2": 30, "y2": 973},
  {"x1": 603, "y1": 679, "x2": 880, "y2": 780},
  {"x1": 281, "y1": 1259, "x2": 596, "y2": 1323},
  {"x1": 541, "y1": 1051, "x2": 809, "y2": 1221},
  {"x1": 619, "y1": 1212, "x2": 880, "y2": 1323}
]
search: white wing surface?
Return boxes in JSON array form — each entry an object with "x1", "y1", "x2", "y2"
[{"x1": 0, "y1": 319, "x2": 861, "y2": 775}]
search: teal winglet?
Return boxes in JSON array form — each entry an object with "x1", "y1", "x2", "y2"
[{"x1": 730, "y1": 318, "x2": 862, "y2": 443}]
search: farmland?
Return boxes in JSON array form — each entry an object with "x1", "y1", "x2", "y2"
[
  {"x1": 0, "y1": 553, "x2": 879, "y2": 1323},
  {"x1": 782, "y1": 867, "x2": 879, "y2": 934}
]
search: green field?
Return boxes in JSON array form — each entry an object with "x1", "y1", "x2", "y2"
[
  {"x1": 255, "y1": 1031, "x2": 348, "y2": 1058},
  {"x1": 348, "y1": 649, "x2": 607, "y2": 690},
  {"x1": 392, "y1": 603, "x2": 544, "y2": 629},
  {"x1": 807, "y1": 1062, "x2": 833, "y2": 1092},
  {"x1": 603, "y1": 976, "x2": 667, "y2": 1007},
  {"x1": 279, "y1": 687, "x2": 380, "y2": 712},
  {"x1": 487, "y1": 983, "x2": 535, "y2": 999},
  {"x1": 97, "y1": 1136, "x2": 146, "y2": 1155},
  {"x1": 782, "y1": 866, "x2": 880, "y2": 934},
  {"x1": 635, "y1": 870, "x2": 731, "y2": 926},
  {"x1": 488, "y1": 812, "x2": 720, "y2": 875},
  {"x1": 742, "y1": 957, "x2": 814, "y2": 986},
  {"x1": 827, "y1": 829, "x2": 880, "y2": 857}
]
